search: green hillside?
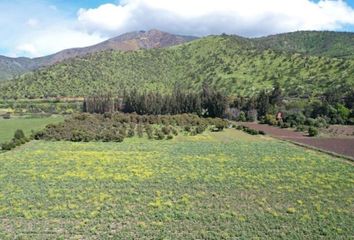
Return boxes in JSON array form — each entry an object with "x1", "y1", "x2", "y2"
[
  {"x1": 1, "y1": 34, "x2": 353, "y2": 99},
  {"x1": 255, "y1": 31, "x2": 354, "y2": 58}
]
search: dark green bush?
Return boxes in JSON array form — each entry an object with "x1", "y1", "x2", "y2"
[
  {"x1": 171, "y1": 127, "x2": 179, "y2": 136},
  {"x1": 1, "y1": 141, "x2": 16, "y2": 151},
  {"x1": 308, "y1": 127, "x2": 319, "y2": 137},
  {"x1": 195, "y1": 125, "x2": 206, "y2": 134},
  {"x1": 14, "y1": 129, "x2": 25, "y2": 140},
  {"x1": 295, "y1": 125, "x2": 306, "y2": 132},
  {"x1": 162, "y1": 126, "x2": 171, "y2": 135},
  {"x1": 184, "y1": 126, "x2": 192, "y2": 132},
  {"x1": 154, "y1": 129, "x2": 165, "y2": 140}
]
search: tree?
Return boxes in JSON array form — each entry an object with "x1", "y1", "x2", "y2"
[
  {"x1": 269, "y1": 82, "x2": 283, "y2": 106},
  {"x1": 257, "y1": 90, "x2": 270, "y2": 117}
]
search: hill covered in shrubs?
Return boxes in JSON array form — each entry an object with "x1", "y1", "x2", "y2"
[{"x1": 1, "y1": 32, "x2": 353, "y2": 99}]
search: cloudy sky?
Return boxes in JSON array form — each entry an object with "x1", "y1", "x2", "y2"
[{"x1": 1, "y1": 0, "x2": 354, "y2": 58}]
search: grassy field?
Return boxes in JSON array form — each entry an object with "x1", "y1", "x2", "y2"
[
  {"x1": 0, "y1": 115, "x2": 64, "y2": 143},
  {"x1": 0, "y1": 129, "x2": 353, "y2": 239}
]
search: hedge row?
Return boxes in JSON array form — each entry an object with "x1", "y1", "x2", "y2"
[{"x1": 34, "y1": 113, "x2": 228, "y2": 142}]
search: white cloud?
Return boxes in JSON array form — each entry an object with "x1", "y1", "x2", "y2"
[
  {"x1": 77, "y1": 0, "x2": 354, "y2": 37},
  {"x1": 0, "y1": 1, "x2": 105, "y2": 58},
  {"x1": 1, "y1": 0, "x2": 354, "y2": 58},
  {"x1": 16, "y1": 43, "x2": 38, "y2": 56},
  {"x1": 15, "y1": 28, "x2": 104, "y2": 57}
]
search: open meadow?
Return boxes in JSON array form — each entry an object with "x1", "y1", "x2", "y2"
[
  {"x1": 0, "y1": 129, "x2": 353, "y2": 239},
  {"x1": 0, "y1": 115, "x2": 64, "y2": 143}
]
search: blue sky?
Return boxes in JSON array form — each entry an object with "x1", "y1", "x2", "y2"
[{"x1": 1, "y1": 0, "x2": 353, "y2": 58}]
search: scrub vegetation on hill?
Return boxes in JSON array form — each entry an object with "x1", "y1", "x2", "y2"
[{"x1": 1, "y1": 33, "x2": 353, "y2": 99}]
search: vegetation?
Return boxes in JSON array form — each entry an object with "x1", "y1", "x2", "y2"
[
  {"x1": 84, "y1": 85, "x2": 227, "y2": 118},
  {"x1": 34, "y1": 113, "x2": 228, "y2": 142},
  {"x1": 0, "y1": 130, "x2": 353, "y2": 238},
  {"x1": 235, "y1": 125, "x2": 265, "y2": 135},
  {"x1": 234, "y1": 84, "x2": 354, "y2": 126},
  {"x1": 0, "y1": 98, "x2": 82, "y2": 114},
  {"x1": 255, "y1": 31, "x2": 354, "y2": 58},
  {"x1": 1, "y1": 34, "x2": 353, "y2": 99},
  {"x1": 1, "y1": 129, "x2": 30, "y2": 151},
  {"x1": 0, "y1": 114, "x2": 64, "y2": 143},
  {"x1": 308, "y1": 127, "x2": 319, "y2": 137}
]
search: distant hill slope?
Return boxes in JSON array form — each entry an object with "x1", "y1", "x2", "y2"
[
  {"x1": 254, "y1": 31, "x2": 354, "y2": 58},
  {"x1": 0, "y1": 56, "x2": 37, "y2": 80},
  {"x1": 0, "y1": 29, "x2": 197, "y2": 81},
  {"x1": 1, "y1": 34, "x2": 353, "y2": 99}
]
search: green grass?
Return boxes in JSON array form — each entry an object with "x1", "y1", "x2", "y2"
[
  {"x1": 0, "y1": 115, "x2": 64, "y2": 143},
  {"x1": 0, "y1": 129, "x2": 353, "y2": 239}
]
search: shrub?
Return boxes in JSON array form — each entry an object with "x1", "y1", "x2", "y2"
[
  {"x1": 246, "y1": 110, "x2": 258, "y2": 122},
  {"x1": 261, "y1": 114, "x2": 277, "y2": 125},
  {"x1": 235, "y1": 125, "x2": 244, "y2": 130},
  {"x1": 99, "y1": 130, "x2": 124, "y2": 142},
  {"x1": 284, "y1": 111, "x2": 306, "y2": 126},
  {"x1": 1, "y1": 141, "x2": 16, "y2": 151},
  {"x1": 71, "y1": 130, "x2": 93, "y2": 142},
  {"x1": 308, "y1": 127, "x2": 319, "y2": 137},
  {"x1": 243, "y1": 127, "x2": 259, "y2": 135},
  {"x1": 161, "y1": 126, "x2": 171, "y2": 135},
  {"x1": 14, "y1": 129, "x2": 25, "y2": 140},
  {"x1": 314, "y1": 117, "x2": 328, "y2": 128},
  {"x1": 145, "y1": 125, "x2": 153, "y2": 139},
  {"x1": 2, "y1": 112, "x2": 11, "y2": 119},
  {"x1": 137, "y1": 125, "x2": 144, "y2": 137},
  {"x1": 296, "y1": 125, "x2": 306, "y2": 132},
  {"x1": 127, "y1": 129, "x2": 135, "y2": 137},
  {"x1": 214, "y1": 120, "x2": 226, "y2": 131},
  {"x1": 280, "y1": 122, "x2": 291, "y2": 128},
  {"x1": 154, "y1": 129, "x2": 165, "y2": 140},
  {"x1": 184, "y1": 126, "x2": 192, "y2": 132},
  {"x1": 195, "y1": 125, "x2": 206, "y2": 134},
  {"x1": 166, "y1": 134, "x2": 173, "y2": 140},
  {"x1": 171, "y1": 127, "x2": 179, "y2": 136},
  {"x1": 237, "y1": 111, "x2": 246, "y2": 122},
  {"x1": 119, "y1": 127, "x2": 127, "y2": 137},
  {"x1": 305, "y1": 118, "x2": 316, "y2": 126}
]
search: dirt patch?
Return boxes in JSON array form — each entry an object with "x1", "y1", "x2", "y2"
[
  {"x1": 240, "y1": 122, "x2": 354, "y2": 159},
  {"x1": 320, "y1": 125, "x2": 354, "y2": 137}
]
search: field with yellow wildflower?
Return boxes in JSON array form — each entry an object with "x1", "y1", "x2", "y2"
[{"x1": 0, "y1": 129, "x2": 353, "y2": 239}]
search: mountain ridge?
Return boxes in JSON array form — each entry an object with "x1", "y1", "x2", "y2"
[
  {"x1": 0, "y1": 29, "x2": 198, "y2": 80},
  {"x1": 1, "y1": 33, "x2": 353, "y2": 99}
]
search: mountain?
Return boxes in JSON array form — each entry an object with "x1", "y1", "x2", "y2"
[
  {"x1": 0, "y1": 29, "x2": 197, "y2": 81},
  {"x1": 1, "y1": 33, "x2": 353, "y2": 99},
  {"x1": 254, "y1": 31, "x2": 354, "y2": 58},
  {"x1": 0, "y1": 56, "x2": 37, "y2": 80}
]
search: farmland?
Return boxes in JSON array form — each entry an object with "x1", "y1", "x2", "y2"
[
  {"x1": 0, "y1": 129, "x2": 353, "y2": 239},
  {"x1": 0, "y1": 115, "x2": 64, "y2": 143}
]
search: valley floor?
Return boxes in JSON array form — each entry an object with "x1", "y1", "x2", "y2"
[{"x1": 0, "y1": 129, "x2": 353, "y2": 239}]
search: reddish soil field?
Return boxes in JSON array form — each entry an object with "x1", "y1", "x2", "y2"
[{"x1": 240, "y1": 122, "x2": 354, "y2": 159}]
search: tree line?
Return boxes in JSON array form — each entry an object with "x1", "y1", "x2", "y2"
[{"x1": 83, "y1": 85, "x2": 227, "y2": 118}]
